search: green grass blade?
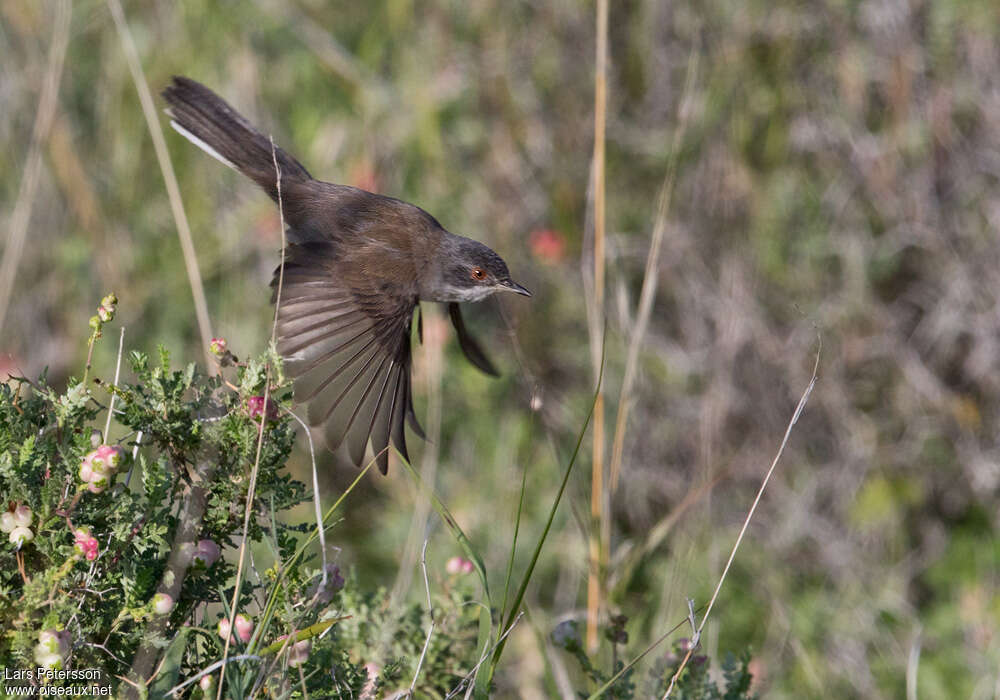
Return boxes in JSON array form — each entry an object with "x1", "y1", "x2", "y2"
[
  {"x1": 487, "y1": 330, "x2": 607, "y2": 681},
  {"x1": 257, "y1": 616, "x2": 348, "y2": 656},
  {"x1": 500, "y1": 459, "x2": 529, "y2": 623}
]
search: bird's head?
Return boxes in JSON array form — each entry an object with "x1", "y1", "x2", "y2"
[{"x1": 431, "y1": 236, "x2": 531, "y2": 303}]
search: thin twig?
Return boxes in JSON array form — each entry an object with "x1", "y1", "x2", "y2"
[
  {"x1": 608, "y1": 48, "x2": 699, "y2": 492},
  {"x1": 663, "y1": 339, "x2": 821, "y2": 698},
  {"x1": 408, "y1": 539, "x2": 436, "y2": 697},
  {"x1": 107, "y1": 0, "x2": 214, "y2": 369},
  {"x1": 269, "y1": 136, "x2": 287, "y2": 344},
  {"x1": 104, "y1": 327, "x2": 126, "y2": 440},
  {"x1": 0, "y1": 0, "x2": 71, "y2": 333},
  {"x1": 586, "y1": 0, "x2": 609, "y2": 654},
  {"x1": 584, "y1": 606, "x2": 705, "y2": 700}
]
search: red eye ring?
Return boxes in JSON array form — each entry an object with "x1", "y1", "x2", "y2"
[{"x1": 470, "y1": 267, "x2": 487, "y2": 281}]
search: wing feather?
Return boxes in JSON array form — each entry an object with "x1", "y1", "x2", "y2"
[
  {"x1": 274, "y1": 243, "x2": 418, "y2": 471},
  {"x1": 370, "y1": 364, "x2": 402, "y2": 474}
]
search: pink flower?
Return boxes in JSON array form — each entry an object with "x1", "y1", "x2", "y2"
[
  {"x1": 74, "y1": 528, "x2": 99, "y2": 561},
  {"x1": 210, "y1": 337, "x2": 228, "y2": 357},
  {"x1": 445, "y1": 556, "x2": 475, "y2": 575},
  {"x1": 79, "y1": 445, "x2": 125, "y2": 492},
  {"x1": 246, "y1": 396, "x2": 278, "y2": 423},
  {"x1": 529, "y1": 229, "x2": 567, "y2": 265},
  {"x1": 92, "y1": 444, "x2": 125, "y2": 470}
]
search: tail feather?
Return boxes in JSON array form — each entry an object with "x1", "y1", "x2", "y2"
[{"x1": 162, "y1": 76, "x2": 312, "y2": 200}]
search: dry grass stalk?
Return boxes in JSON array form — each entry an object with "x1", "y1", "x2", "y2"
[
  {"x1": 663, "y1": 341, "x2": 820, "y2": 698},
  {"x1": 0, "y1": 0, "x2": 71, "y2": 333},
  {"x1": 586, "y1": 0, "x2": 609, "y2": 654},
  {"x1": 608, "y1": 49, "x2": 699, "y2": 493}
]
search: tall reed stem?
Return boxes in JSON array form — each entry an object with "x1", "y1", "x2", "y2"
[{"x1": 587, "y1": 0, "x2": 609, "y2": 654}]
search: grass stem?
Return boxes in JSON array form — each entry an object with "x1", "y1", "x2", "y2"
[{"x1": 587, "y1": 0, "x2": 609, "y2": 655}]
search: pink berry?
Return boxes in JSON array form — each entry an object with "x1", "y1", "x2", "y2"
[
  {"x1": 217, "y1": 618, "x2": 232, "y2": 641},
  {"x1": 152, "y1": 593, "x2": 174, "y2": 615},
  {"x1": 193, "y1": 539, "x2": 221, "y2": 567},
  {"x1": 0, "y1": 512, "x2": 15, "y2": 533},
  {"x1": 218, "y1": 614, "x2": 253, "y2": 644},
  {"x1": 234, "y1": 614, "x2": 253, "y2": 643}
]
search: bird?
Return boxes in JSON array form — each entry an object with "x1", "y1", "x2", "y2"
[{"x1": 162, "y1": 76, "x2": 530, "y2": 474}]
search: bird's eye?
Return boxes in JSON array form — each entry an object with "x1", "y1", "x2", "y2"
[{"x1": 470, "y1": 267, "x2": 487, "y2": 281}]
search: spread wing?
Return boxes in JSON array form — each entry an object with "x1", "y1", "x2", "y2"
[{"x1": 275, "y1": 241, "x2": 421, "y2": 474}]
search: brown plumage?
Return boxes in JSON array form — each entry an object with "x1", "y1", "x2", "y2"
[{"x1": 162, "y1": 77, "x2": 530, "y2": 473}]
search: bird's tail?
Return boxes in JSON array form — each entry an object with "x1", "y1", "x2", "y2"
[{"x1": 162, "y1": 76, "x2": 312, "y2": 200}]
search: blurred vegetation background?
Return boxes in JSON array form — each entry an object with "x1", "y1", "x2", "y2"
[{"x1": 3, "y1": 0, "x2": 1000, "y2": 697}]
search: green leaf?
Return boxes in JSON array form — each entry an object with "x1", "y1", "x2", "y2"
[{"x1": 147, "y1": 626, "x2": 190, "y2": 699}]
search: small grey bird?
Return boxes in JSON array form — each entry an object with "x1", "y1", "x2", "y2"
[{"x1": 162, "y1": 77, "x2": 530, "y2": 474}]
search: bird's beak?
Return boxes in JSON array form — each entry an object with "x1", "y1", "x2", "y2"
[{"x1": 501, "y1": 279, "x2": 532, "y2": 297}]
